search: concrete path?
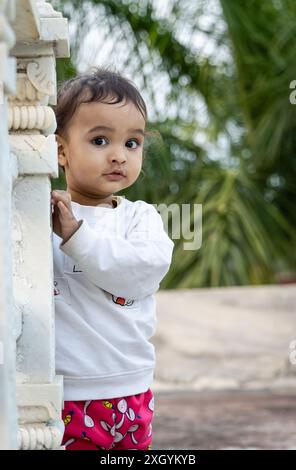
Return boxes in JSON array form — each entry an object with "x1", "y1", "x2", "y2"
[
  {"x1": 152, "y1": 390, "x2": 296, "y2": 450},
  {"x1": 150, "y1": 285, "x2": 296, "y2": 449},
  {"x1": 152, "y1": 285, "x2": 296, "y2": 392}
]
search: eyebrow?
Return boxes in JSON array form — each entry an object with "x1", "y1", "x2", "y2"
[{"x1": 87, "y1": 125, "x2": 145, "y2": 136}]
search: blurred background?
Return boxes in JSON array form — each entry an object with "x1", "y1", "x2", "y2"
[
  {"x1": 51, "y1": 0, "x2": 296, "y2": 449},
  {"x1": 51, "y1": 0, "x2": 296, "y2": 290}
]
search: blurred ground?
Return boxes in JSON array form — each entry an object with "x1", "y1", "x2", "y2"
[
  {"x1": 151, "y1": 285, "x2": 296, "y2": 449},
  {"x1": 152, "y1": 390, "x2": 296, "y2": 450}
]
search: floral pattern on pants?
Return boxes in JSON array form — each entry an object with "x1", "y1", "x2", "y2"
[{"x1": 62, "y1": 388, "x2": 154, "y2": 450}]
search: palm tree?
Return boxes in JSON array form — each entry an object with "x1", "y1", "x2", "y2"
[{"x1": 51, "y1": 0, "x2": 296, "y2": 288}]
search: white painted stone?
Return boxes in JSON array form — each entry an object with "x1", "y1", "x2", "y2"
[
  {"x1": 36, "y1": 1, "x2": 62, "y2": 18},
  {"x1": 39, "y1": 17, "x2": 69, "y2": 57},
  {"x1": 10, "y1": 135, "x2": 58, "y2": 177},
  {"x1": 0, "y1": 0, "x2": 69, "y2": 450},
  {"x1": 0, "y1": 6, "x2": 18, "y2": 451}
]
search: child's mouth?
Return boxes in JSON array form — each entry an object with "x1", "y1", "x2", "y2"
[{"x1": 103, "y1": 173, "x2": 126, "y2": 180}]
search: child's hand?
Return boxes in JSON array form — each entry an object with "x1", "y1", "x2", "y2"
[{"x1": 51, "y1": 190, "x2": 80, "y2": 243}]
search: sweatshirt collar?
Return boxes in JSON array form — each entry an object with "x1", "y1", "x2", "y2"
[{"x1": 71, "y1": 195, "x2": 123, "y2": 209}]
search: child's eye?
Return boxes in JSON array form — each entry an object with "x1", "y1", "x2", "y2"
[
  {"x1": 91, "y1": 137, "x2": 141, "y2": 148},
  {"x1": 126, "y1": 139, "x2": 140, "y2": 149},
  {"x1": 91, "y1": 136, "x2": 108, "y2": 146}
]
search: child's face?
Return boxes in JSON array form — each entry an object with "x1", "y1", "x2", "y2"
[{"x1": 57, "y1": 98, "x2": 145, "y2": 205}]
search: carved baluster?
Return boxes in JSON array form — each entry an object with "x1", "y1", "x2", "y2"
[
  {"x1": 6, "y1": 0, "x2": 69, "y2": 450},
  {"x1": 0, "y1": 0, "x2": 18, "y2": 450}
]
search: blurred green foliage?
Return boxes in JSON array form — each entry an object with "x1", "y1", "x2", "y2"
[{"x1": 51, "y1": 0, "x2": 296, "y2": 288}]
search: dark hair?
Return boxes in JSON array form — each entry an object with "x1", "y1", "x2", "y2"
[{"x1": 54, "y1": 66, "x2": 147, "y2": 138}]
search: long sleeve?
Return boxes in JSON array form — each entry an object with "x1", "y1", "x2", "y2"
[{"x1": 59, "y1": 204, "x2": 174, "y2": 300}]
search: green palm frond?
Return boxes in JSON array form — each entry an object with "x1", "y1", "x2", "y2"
[
  {"x1": 53, "y1": 0, "x2": 296, "y2": 288},
  {"x1": 162, "y1": 167, "x2": 296, "y2": 288}
]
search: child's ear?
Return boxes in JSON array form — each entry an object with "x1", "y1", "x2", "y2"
[{"x1": 55, "y1": 134, "x2": 68, "y2": 169}]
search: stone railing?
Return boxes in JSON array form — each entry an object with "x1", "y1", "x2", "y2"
[{"x1": 0, "y1": 0, "x2": 69, "y2": 450}]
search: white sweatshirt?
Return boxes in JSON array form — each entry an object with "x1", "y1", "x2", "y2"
[{"x1": 53, "y1": 195, "x2": 174, "y2": 401}]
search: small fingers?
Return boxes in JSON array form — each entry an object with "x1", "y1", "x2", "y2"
[
  {"x1": 52, "y1": 191, "x2": 71, "y2": 207},
  {"x1": 58, "y1": 201, "x2": 75, "y2": 221},
  {"x1": 57, "y1": 200, "x2": 68, "y2": 213}
]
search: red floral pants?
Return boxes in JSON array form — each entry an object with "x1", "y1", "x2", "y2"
[{"x1": 62, "y1": 388, "x2": 154, "y2": 450}]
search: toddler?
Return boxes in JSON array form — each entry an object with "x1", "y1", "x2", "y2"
[{"x1": 51, "y1": 68, "x2": 174, "y2": 450}]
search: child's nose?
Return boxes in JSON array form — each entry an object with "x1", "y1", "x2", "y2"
[{"x1": 111, "y1": 153, "x2": 127, "y2": 164}]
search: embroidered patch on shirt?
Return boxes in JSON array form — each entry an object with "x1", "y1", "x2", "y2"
[{"x1": 112, "y1": 295, "x2": 135, "y2": 307}]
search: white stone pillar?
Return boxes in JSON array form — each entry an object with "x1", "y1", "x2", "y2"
[
  {"x1": 0, "y1": 0, "x2": 17, "y2": 450},
  {"x1": 0, "y1": 0, "x2": 69, "y2": 450}
]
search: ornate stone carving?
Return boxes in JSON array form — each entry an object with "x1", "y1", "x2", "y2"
[
  {"x1": 18, "y1": 420, "x2": 64, "y2": 450},
  {"x1": 9, "y1": 58, "x2": 55, "y2": 103},
  {"x1": 8, "y1": 56, "x2": 56, "y2": 132},
  {"x1": 8, "y1": 104, "x2": 56, "y2": 134},
  {"x1": 0, "y1": 0, "x2": 69, "y2": 451},
  {"x1": 27, "y1": 58, "x2": 55, "y2": 96},
  {"x1": 0, "y1": 4, "x2": 18, "y2": 451}
]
